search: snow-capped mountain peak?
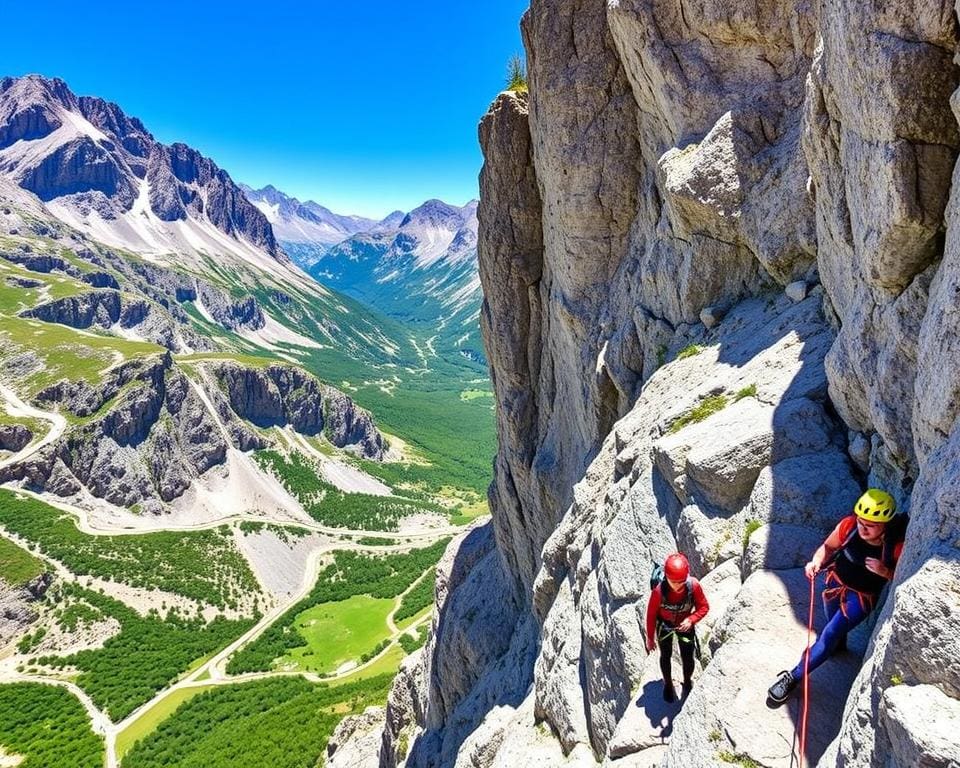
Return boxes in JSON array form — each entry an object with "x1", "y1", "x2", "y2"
[{"x1": 0, "y1": 74, "x2": 281, "y2": 264}]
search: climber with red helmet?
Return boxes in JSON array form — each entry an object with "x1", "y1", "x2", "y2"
[
  {"x1": 767, "y1": 488, "x2": 907, "y2": 704},
  {"x1": 645, "y1": 552, "x2": 709, "y2": 702}
]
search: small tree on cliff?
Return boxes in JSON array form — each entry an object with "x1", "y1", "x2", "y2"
[{"x1": 506, "y1": 54, "x2": 527, "y2": 93}]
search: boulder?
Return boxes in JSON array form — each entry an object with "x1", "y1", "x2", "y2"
[
  {"x1": 327, "y1": 706, "x2": 385, "y2": 768},
  {"x1": 881, "y1": 684, "x2": 960, "y2": 768}
]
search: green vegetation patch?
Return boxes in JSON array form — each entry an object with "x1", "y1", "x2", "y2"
[
  {"x1": 717, "y1": 750, "x2": 761, "y2": 768},
  {"x1": 506, "y1": 53, "x2": 528, "y2": 93},
  {"x1": 283, "y1": 595, "x2": 393, "y2": 674},
  {"x1": 121, "y1": 675, "x2": 392, "y2": 768},
  {"x1": 295, "y1": 344, "x2": 495, "y2": 495},
  {"x1": 459, "y1": 388, "x2": 493, "y2": 401},
  {"x1": 733, "y1": 383, "x2": 757, "y2": 402},
  {"x1": 36, "y1": 585, "x2": 255, "y2": 722},
  {"x1": 0, "y1": 313, "x2": 162, "y2": 397},
  {"x1": 398, "y1": 624, "x2": 429, "y2": 655},
  {"x1": 256, "y1": 449, "x2": 444, "y2": 531},
  {"x1": 116, "y1": 685, "x2": 216, "y2": 760},
  {"x1": 0, "y1": 533, "x2": 45, "y2": 586},
  {"x1": 675, "y1": 343, "x2": 704, "y2": 361},
  {"x1": 0, "y1": 490, "x2": 260, "y2": 609},
  {"x1": 0, "y1": 682, "x2": 103, "y2": 768},
  {"x1": 227, "y1": 539, "x2": 448, "y2": 675},
  {"x1": 668, "y1": 394, "x2": 729, "y2": 434},
  {"x1": 742, "y1": 518, "x2": 762, "y2": 550},
  {"x1": 394, "y1": 567, "x2": 436, "y2": 623}
]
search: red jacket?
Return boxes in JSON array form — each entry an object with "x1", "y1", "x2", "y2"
[{"x1": 645, "y1": 578, "x2": 709, "y2": 646}]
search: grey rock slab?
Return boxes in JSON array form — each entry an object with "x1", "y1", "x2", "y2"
[
  {"x1": 747, "y1": 451, "x2": 861, "y2": 532},
  {"x1": 881, "y1": 684, "x2": 960, "y2": 768},
  {"x1": 326, "y1": 706, "x2": 385, "y2": 768},
  {"x1": 694, "y1": 559, "x2": 742, "y2": 663},
  {"x1": 785, "y1": 280, "x2": 809, "y2": 302},
  {"x1": 607, "y1": 652, "x2": 686, "y2": 758}
]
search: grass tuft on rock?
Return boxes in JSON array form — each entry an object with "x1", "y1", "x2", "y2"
[
  {"x1": 506, "y1": 54, "x2": 527, "y2": 93},
  {"x1": 717, "y1": 750, "x2": 760, "y2": 768},
  {"x1": 668, "y1": 394, "x2": 728, "y2": 434},
  {"x1": 733, "y1": 383, "x2": 757, "y2": 402},
  {"x1": 675, "y1": 343, "x2": 703, "y2": 360},
  {"x1": 742, "y1": 519, "x2": 762, "y2": 550}
]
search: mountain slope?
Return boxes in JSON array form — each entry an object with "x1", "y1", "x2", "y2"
[
  {"x1": 0, "y1": 74, "x2": 495, "y2": 521},
  {"x1": 309, "y1": 199, "x2": 484, "y2": 363},
  {"x1": 0, "y1": 75, "x2": 279, "y2": 265}
]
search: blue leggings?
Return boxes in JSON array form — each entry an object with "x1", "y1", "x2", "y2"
[{"x1": 791, "y1": 588, "x2": 870, "y2": 679}]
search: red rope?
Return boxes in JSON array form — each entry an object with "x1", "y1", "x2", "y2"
[{"x1": 798, "y1": 572, "x2": 815, "y2": 767}]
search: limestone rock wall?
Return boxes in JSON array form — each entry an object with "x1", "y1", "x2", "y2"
[{"x1": 357, "y1": 1, "x2": 960, "y2": 767}]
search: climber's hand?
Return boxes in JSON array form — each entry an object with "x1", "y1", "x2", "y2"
[
  {"x1": 864, "y1": 557, "x2": 890, "y2": 579},
  {"x1": 804, "y1": 560, "x2": 820, "y2": 580},
  {"x1": 677, "y1": 618, "x2": 693, "y2": 633}
]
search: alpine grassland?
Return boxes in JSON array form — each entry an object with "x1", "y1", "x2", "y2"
[
  {"x1": 0, "y1": 532, "x2": 45, "y2": 585},
  {"x1": 283, "y1": 594, "x2": 394, "y2": 674},
  {"x1": 226, "y1": 540, "x2": 448, "y2": 674}
]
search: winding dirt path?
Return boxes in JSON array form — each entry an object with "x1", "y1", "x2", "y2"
[
  {"x1": 0, "y1": 385, "x2": 66, "y2": 470},
  {"x1": 10, "y1": 487, "x2": 464, "y2": 541}
]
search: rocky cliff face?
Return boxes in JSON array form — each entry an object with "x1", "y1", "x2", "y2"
[
  {"x1": 341, "y1": 2, "x2": 960, "y2": 767},
  {"x1": 205, "y1": 361, "x2": 387, "y2": 460},
  {"x1": 0, "y1": 356, "x2": 386, "y2": 513},
  {"x1": 0, "y1": 571, "x2": 51, "y2": 648}
]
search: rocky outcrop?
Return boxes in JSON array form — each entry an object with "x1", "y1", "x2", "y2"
[
  {"x1": 1, "y1": 354, "x2": 227, "y2": 510},
  {"x1": 21, "y1": 289, "x2": 207, "y2": 352},
  {"x1": 0, "y1": 424, "x2": 32, "y2": 452},
  {"x1": 205, "y1": 361, "x2": 386, "y2": 460},
  {"x1": 0, "y1": 571, "x2": 51, "y2": 648},
  {"x1": 328, "y1": 707, "x2": 386, "y2": 768},
  {"x1": 196, "y1": 281, "x2": 265, "y2": 332},
  {"x1": 342, "y1": 2, "x2": 960, "y2": 768}
]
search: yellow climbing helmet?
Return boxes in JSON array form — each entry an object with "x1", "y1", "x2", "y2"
[{"x1": 854, "y1": 488, "x2": 896, "y2": 523}]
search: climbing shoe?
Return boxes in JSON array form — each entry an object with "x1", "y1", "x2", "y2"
[
  {"x1": 663, "y1": 681, "x2": 677, "y2": 703},
  {"x1": 681, "y1": 680, "x2": 693, "y2": 699},
  {"x1": 767, "y1": 670, "x2": 798, "y2": 704}
]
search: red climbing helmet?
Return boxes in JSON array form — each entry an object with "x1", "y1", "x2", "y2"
[{"x1": 664, "y1": 552, "x2": 690, "y2": 582}]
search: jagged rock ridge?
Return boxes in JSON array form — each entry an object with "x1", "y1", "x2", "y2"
[{"x1": 0, "y1": 75, "x2": 281, "y2": 260}]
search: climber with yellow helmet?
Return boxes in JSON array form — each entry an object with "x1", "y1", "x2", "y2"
[{"x1": 767, "y1": 489, "x2": 906, "y2": 704}]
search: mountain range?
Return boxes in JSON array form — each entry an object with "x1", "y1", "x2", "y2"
[
  {"x1": 241, "y1": 183, "x2": 485, "y2": 364},
  {"x1": 0, "y1": 74, "x2": 493, "y2": 518}
]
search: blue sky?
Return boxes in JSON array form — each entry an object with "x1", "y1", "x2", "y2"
[{"x1": 0, "y1": 2, "x2": 529, "y2": 218}]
